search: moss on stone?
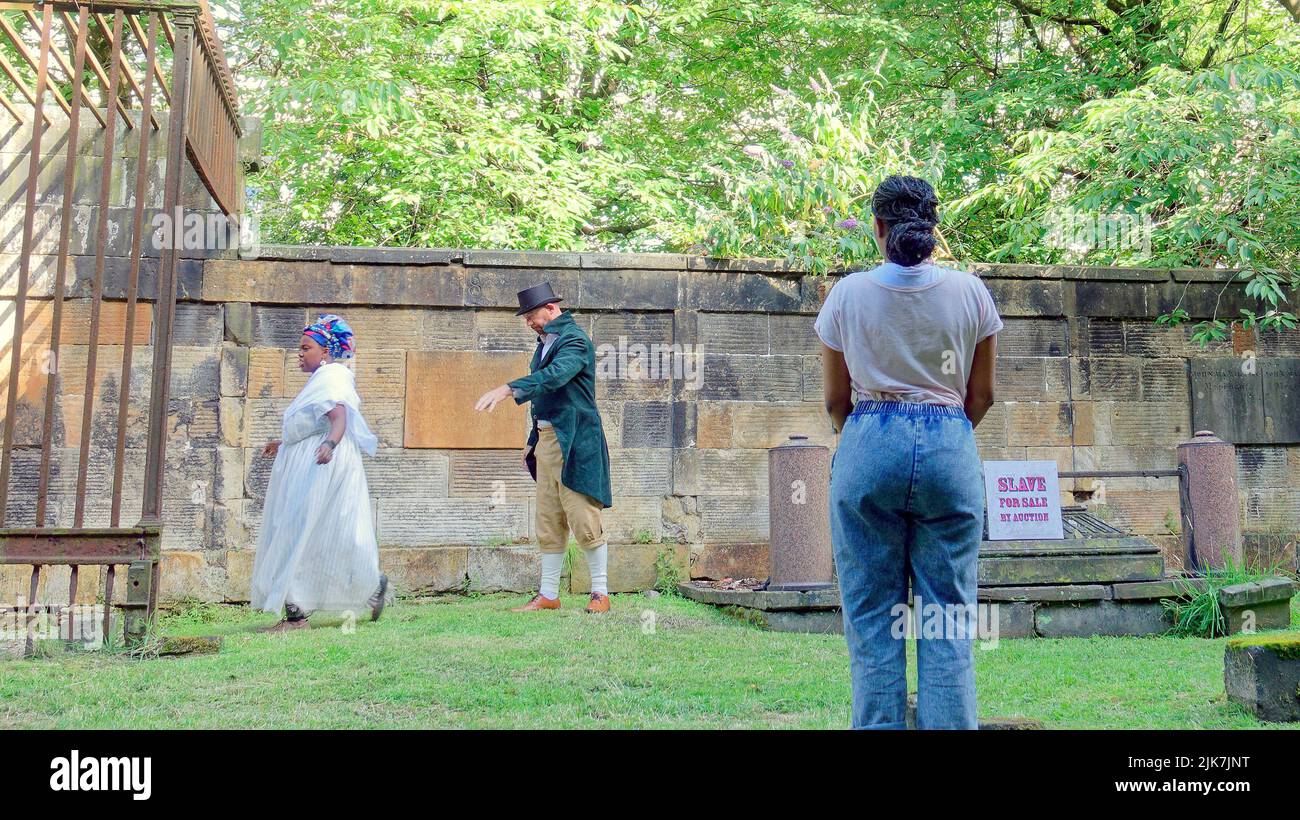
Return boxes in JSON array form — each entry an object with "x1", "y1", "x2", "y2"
[{"x1": 1226, "y1": 630, "x2": 1300, "y2": 660}]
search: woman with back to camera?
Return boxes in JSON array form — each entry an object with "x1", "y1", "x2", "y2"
[{"x1": 815, "y1": 175, "x2": 1001, "y2": 729}]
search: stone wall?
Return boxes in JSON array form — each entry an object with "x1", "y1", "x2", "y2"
[{"x1": 4, "y1": 241, "x2": 1300, "y2": 603}]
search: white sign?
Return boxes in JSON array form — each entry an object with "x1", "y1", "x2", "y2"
[{"x1": 983, "y1": 460, "x2": 1064, "y2": 541}]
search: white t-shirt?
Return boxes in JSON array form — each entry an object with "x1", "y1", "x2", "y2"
[{"x1": 814, "y1": 262, "x2": 1003, "y2": 408}]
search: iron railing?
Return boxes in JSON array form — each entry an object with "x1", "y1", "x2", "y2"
[{"x1": 0, "y1": 0, "x2": 241, "y2": 646}]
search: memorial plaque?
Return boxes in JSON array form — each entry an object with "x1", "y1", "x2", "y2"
[
  {"x1": 1260, "y1": 358, "x2": 1300, "y2": 443},
  {"x1": 1190, "y1": 357, "x2": 1300, "y2": 444},
  {"x1": 404, "y1": 351, "x2": 532, "y2": 448}
]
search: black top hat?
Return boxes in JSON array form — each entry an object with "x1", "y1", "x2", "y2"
[{"x1": 515, "y1": 282, "x2": 564, "y2": 316}]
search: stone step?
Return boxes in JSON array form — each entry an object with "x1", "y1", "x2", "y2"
[{"x1": 979, "y1": 553, "x2": 1165, "y2": 586}]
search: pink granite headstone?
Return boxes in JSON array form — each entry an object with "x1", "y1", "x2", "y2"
[
  {"x1": 767, "y1": 435, "x2": 834, "y2": 590},
  {"x1": 1176, "y1": 430, "x2": 1242, "y2": 572}
]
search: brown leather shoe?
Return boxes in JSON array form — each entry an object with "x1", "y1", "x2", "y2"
[
  {"x1": 585, "y1": 593, "x2": 610, "y2": 614},
  {"x1": 511, "y1": 594, "x2": 561, "y2": 612}
]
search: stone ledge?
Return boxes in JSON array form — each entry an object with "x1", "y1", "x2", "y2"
[
  {"x1": 1217, "y1": 577, "x2": 1296, "y2": 608},
  {"x1": 206, "y1": 244, "x2": 1244, "y2": 284},
  {"x1": 678, "y1": 582, "x2": 840, "y2": 611}
]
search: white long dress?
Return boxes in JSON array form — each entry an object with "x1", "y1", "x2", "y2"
[{"x1": 249, "y1": 362, "x2": 381, "y2": 615}]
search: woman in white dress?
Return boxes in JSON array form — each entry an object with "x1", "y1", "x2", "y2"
[{"x1": 250, "y1": 314, "x2": 388, "y2": 632}]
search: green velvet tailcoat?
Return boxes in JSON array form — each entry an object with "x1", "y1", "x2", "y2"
[{"x1": 508, "y1": 310, "x2": 612, "y2": 509}]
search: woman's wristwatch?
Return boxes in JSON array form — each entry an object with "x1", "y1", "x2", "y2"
[{"x1": 323, "y1": 439, "x2": 338, "y2": 450}]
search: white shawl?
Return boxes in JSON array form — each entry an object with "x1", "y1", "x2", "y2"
[{"x1": 282, "y1": 362, "x2": 378, "y2": 455}]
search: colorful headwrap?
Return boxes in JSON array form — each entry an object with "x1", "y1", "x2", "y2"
[{"x1": 303, "y1": 314, "x2": 355, "y2": 360}]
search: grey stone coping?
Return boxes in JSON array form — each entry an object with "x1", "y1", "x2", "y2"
[
  {"x1": 677, "y1": 582, "x2": 841, "y2": 611},
  {"x1": 978, "y1": 584, "x2": 1110, "y2": 602},
  {"x1": 230, "y1": 244, "x2": 1241, "y2": 282},
  {"x1": 1217, "y1": 577, "x2": 1296, "y2": 608},
  {"x1": 978, "y1": 536, "x2": 1160, "y2": 558},
  {"x1": 1111, "y1": 578, "x2": 1207, "y2": 600}
]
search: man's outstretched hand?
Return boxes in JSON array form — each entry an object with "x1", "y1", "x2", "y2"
[{"x1": 475, "y1": 384, "x2": 513, "y2": 413}]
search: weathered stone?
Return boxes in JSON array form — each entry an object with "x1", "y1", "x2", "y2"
[
  {"x1": 760, "y1": 609, "x2": 843, "y2": 634},
  {"x1": 365, "y1": 450, "x2": 450, "y2": 497},
  {"x1": 1111, "y1": 578, "x2": 1206, "y2": 600},
  {"x1": 621, "y1": 401, "x2": 673, "y2": 448},
  {"x1": 678, "y1": 582, "x2": 840, "y2": 611},
  {"x1": 699, "y1": 313, "x2": 768, "y2": 355},
  {"x1": 219, "y1": 397, "x2": 248, "y2": 448},
  {"x1": 377, "y1": 498, "x2": 529, "y2": 547},
  {"x1": 978, "y1": 584, "x2": 1109, "y2": 602},
  {"x1": 1224, "y1": 633, "x2": 1300, "y2": 723},
  {"x1": 352, "y1": 349, "x2": 406, "y2": 399},
  {"x1": 686, "y1": 270, "x2": 802, "y2": 313},
  {"x1": 571, "y1": 543, "x2": 687, "y2": 594},
  {"x1": 698, "y1": 448, "x2": 767, "y2": 496},
  {"x1": 466, "y1": 546, "x2": 540, "y2": 593},
  {"x1": 602, "y1": 497, "x2": 665, "y2": 542},
  {"x1": 1005, "y1": 401, "x2": 1073, "y2": 447},
  {"x1": 474, "y1": 309, "x2": 539, "y2": 352},
  {"x1": 609, "y1": 449, "x2": 672, "y2": 497},
  {"x1": 996, "y1": 357, "x2": 1069, "y2": 401},
  {"x1": 979, "y1": 554, "x2": 1164, "y2": 586},
  {"x1": 690, "y1": 542, "x2": 769, "y2": 580},
  {"x1": 250, "y1": 305, "x2": 308, "y2": 347},
  {"x1": 246, "y1": 347, "x2": 285, "y2": 398},
  {"x1": 998, "y1": 319, "x2": 1068, "y2": 357},
  {"x1": 579, "y1": 269, "x2": 681, "y2": 311},
  {"x1": 404, "y1": 351, "x2": 532, "y2": 448},
  {"x1": 992, "y1": 602, "x2": 1037, "y2": 638},
  {"x1": 220, "y1": 342, "x2": 248, "y2": 397},
  {"x1": 224, "y1": 549, "x2": 256, "y2": 600},
  {"x1": 768, "y1": 314, "x2": 821, "y2": 356},
  {"x1": 171, "y1": 303, "x2": 224, "y2": 347},
  {"x1": 697, "y1": 354, "x2": 802, "y2": 401},
  {"x1": 1035, "y1": 600, "x2": 1169, "y2": 637},
  {"x1": 699, "y1": 494, "x2": 768, "y2": 543},
  {"x1": 379, "y1": 547, "x2": 468, "y2": 595},
  {"x1": 447, "y1": 450, "x2": 535, "y2": 500}
]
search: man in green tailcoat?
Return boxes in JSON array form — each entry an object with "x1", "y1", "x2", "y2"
[{"x1": 475, "y1": 282, "x2": 614, "y2": 614}]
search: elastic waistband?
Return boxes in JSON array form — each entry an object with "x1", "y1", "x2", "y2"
[{"x1": 851, "y1": 400, "x2": 965, "y2": 418}]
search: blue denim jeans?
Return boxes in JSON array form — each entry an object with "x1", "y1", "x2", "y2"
[{"x1": 830, "y1": 400, "x2": 984, "y2": 729}]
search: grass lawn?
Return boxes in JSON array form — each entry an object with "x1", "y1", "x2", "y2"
[{"x1": 2, "y1": 592, "x2": 1298, "y2": 730}]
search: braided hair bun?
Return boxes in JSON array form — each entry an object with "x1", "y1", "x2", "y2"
[{"x1": 870, "y1": 175, "x2": 940, "y2": 267}]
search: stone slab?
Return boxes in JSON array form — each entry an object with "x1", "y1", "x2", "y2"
[
  {"x1": 677, "y1": 582, "x2": 840, "y2": 611},
  {"x1": 1035, "y1": 600, "x2": 1170, "y2": 637},
  {"x1": 1217, "y1": 577, "x2": 1296, "y2": 608},
  {"x1": 1111, "y1": 578, "x2": 1207, "y2": 600},
  {"x1": 379, "y1": 547, "x2": 469, "y2": 595},
  {"x1": 1222, "y1": 600, "x2": 1292, "y2": 635},
  {"x1": 1224, "y1": 635, "x2": 1300, "y2": 723},
  {"x1": 979, "y1": 554, "x2": 1164, "y2": 586},
  {"x1": 977, "y1": 584, "x2": 1110, "y2": 602},
  {"x1": 404, "y1": 351, "x2": 532, "y2": 448}
]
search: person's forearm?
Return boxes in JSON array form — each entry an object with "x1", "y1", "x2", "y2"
[
  {"x1": 327, "y1": 406, "x2": 347, "y2": 443},
  {"x1": 828, "y1": 398, "x2": 853, "y2": 434},
  {"x1": 964, "y1": 393, "x2": 993, "y2": 428}
]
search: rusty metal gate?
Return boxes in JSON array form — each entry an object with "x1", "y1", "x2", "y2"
[{"x1": 0, "y1": 0, "x2": 240, "y2": 647}]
